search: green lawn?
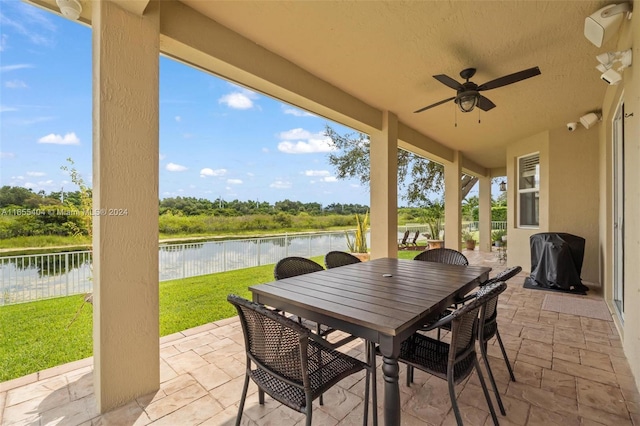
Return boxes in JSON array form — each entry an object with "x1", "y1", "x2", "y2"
[{"x1": 0, "y1": 253, "x2": 422, "y2": 382}]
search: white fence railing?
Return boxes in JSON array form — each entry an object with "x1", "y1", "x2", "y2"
[{"x1": 1, "y1": 222, "x2": 507, "y2": 306}]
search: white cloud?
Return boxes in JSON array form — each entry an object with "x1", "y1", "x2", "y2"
[
  {"x1": 304, "y1": 170, "x2": 330, "y2": 177},
  {"x1": 279, "y1": 128, "x2": 312, "y2": 140},
  {"x1": 262, "y1": 147, "x2": 269, "y2": 153},
  {"x1": 0, "y1": 34, "x2": 6, "y2": 51},
  {"x1": 270, "y1": 180, "x2": 292, "y2": 189},
  {"x1": 37, "y1": 179, "x2": 54, "y2": 187},
  {"x1": 246, "y1": 172, "x2": 255, "y2": 177},
  {"x1": 276, "y1": 128, "x2": 336, "y2": 154},
  {"x1": 282, "y1": 106, "x2": 315, "y2": 117},
  {"x1": 0, "y1": 105, "x2": 18, "y2": 112},
  {"x1": 218, "y1": 92, "x2": 255, "y2": 110},
  {"x1": 27, "y1": 171, "x2": 45, "y2": 177},
  {"x1": 322, "y1": 176, "x2": 338, "y2": 183},
  {"x1": 0, "y1": 152, "x2": 15, "y2": 158},
  {"x1": 200, "y1": 167, "x2": 227, "y2": 177},
  {"x1": 227, "y1": 179, "x2": 243, "y2": 185},
  {"x1": 5, "y1": 79, "x2": 27, "y2": 89},
  {"x1": 11, "y1": 175, "x2": 24, "y2": 180},
  {"x1": 166, "y1": 162, "x2": 187, "y2": 172},
  {"x1": 278, "y1": 137, "x2": 335, "y2": 154},
  {"x1": 159, "y1": 153, "x2": 166, "y2": 160},
  {"x1": 37, "y1": 132, "x2": 80, "y2": 145},
  {"x1": 24, "y1": 182, "x2": 35, "y2": 189},
  {"x1": 175, "y1": 116, "x2": 181, "y2": 122},
  {"x1": 0, "y1": 64, "x2": 33, "y2": 73}
]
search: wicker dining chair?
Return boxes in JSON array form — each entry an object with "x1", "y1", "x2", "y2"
[
  {"x1": 274, "y1": 256, "x2": 358, "y2": 353},
  {"x1": 481, "y1": 265, "x2": 522, "y2": 286},
  {"x1": 274, "y1": 256, "x2": 324, "y2": 280},
  {"x1": 402, "y1": 282, "x2": 506, "y2": 426},
  {"x1": 433, "y1": 274, "x2": 517, "y2": 416},
  {"x1": 413, "y1": 248, "x2": 469, "y2": 265},
  {"x1": 228, "y1": 295, "x2": 373, "y2": 426},
  {"x1": 324, "y1": 251, "x2": 362, "y2": 269}
]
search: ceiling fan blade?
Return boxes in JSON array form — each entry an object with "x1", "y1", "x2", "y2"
[
  {"x1": 477, "y1": 95, "x2": 496, "y2": 111},
  {"x1": 414, "y1": 96, "x2": 456, "y2": 113},
  {"x1": 433, "y1": 74, "x2": 464, "y2": 91},
  {"x1": 477, "y1": 66, "x2": 541, "y2": 91}
]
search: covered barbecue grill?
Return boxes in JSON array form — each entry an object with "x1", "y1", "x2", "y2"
[{"x1": 524, "y1": 233, "x2": 589, "y2": 293}]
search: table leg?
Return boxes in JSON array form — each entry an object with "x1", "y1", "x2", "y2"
[{"x1": 379, "y1": 337, "x2": 401, "y2": 426}]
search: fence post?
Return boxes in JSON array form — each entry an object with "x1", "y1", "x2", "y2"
[
  {"x1": 182, "y1": 245, "x2": 186, "y2": 279},
  {"x1": 257, "y1": 238, "x2": 261, "y2": 266},
  {"x1": 285, "y1": 234, "x2": 289, "y2": 257},
  {"x1": 65, "y1": 253, "x2": 70, "y2": 297}
]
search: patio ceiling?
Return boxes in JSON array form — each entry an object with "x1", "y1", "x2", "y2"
[
  {"x1": 179, "y1": 0, "x2": 612, "y2": 169},
  {"x1": 29, "y1": 0, "x2": 616, "y2": 170}
]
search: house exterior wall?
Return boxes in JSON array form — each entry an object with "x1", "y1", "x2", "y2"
[
  {"x1": 505, "y1": 132, "x2": 550, "y2": 273},
  {"x1": 506, "y1": 127, "x2": 600, "y2": 285},
  {"x1": 547, "y1": 128, "x2": 600, "y2": 284},
  {"x1": 598, "y1": 0, "x2": 640, "y2": 389}
]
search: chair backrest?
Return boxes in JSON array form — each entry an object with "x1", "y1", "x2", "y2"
[
  {"x1": 324, "y1": 251, "x2": 362, "y2": 269},
  {"x1": 476, "y1": 281, "x2": 508, "y2": 342},
  {"x1": 410, "y1": 231, "x2": 420, "y2": 244},
  {"x1": 483, "y1": 265, "x2": 522, "y2": 286},
  {"x1": 399, "y1": 230, "x2": 410, "y2": 244},
  {"x1": 413, "y1": 248, "x2": 469, "y2": 266},
  {"x1": 447, "y1": 281, "x2": 507, "y2": 362},
  {"x1": 274, "y1": 257, "x2": 324, "y2": 280},
  {"x1": 227, "y1": 294, "x2": 309, "y2": 388}
]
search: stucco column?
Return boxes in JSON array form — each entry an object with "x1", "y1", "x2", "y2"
[
  {"x1": 93, "y1": 0, "x2": 160, "y2": 412},
  {"x1": 478, "y1": 176, "x2": 492, "y2": 252},
  {"x1": 444, "y1": 151, "x2": 462, "y2": 250},
  {"x1": 370, "y1": 111, "x2": 398, "y2": 258}
]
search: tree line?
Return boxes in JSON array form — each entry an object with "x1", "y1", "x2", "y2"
[{"x1": 0, "y1": 185, "x2": 370, "y2": 239}]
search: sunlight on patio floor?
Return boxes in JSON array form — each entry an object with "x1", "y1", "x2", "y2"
[{"x1": 1, "y1": 250, "x2": 638, "y2": 425}]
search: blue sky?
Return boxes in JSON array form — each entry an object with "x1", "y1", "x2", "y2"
[{"x1": 0, "y1": 0, "x2": 371, "y2": 206}]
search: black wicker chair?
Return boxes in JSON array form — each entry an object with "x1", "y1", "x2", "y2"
[
  {"x1": 433, "y1": 276, "x2": 516, "y2": 416},
  {"x1": 413, "y1": 248, "x2": 469, "y2": 265},
  {"x1": 481, "y1": 265, "x2": 522, "y2": 286},
  {"x1": 274, "y1": 256, "x2": 358, "y2": 352},
  {"x1": 274, "y1": 256, "x2": 324, "y2": 280},
  {"x1": 324, "y1": 251, "x2": 362, "y2": 269},
  {"x1": 402, "y1": 282, "x2": 505, "y2": 426},
  {"x1": 228, "y1": 295, "x2": 372, "y2": 426}
]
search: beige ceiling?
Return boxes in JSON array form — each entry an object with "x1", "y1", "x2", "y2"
[{"x1": 180, "y1": 0, "x2": 618, "y2": 169}]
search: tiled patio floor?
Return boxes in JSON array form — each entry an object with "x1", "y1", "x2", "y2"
[{"x1": 1, "y1": 251, "x2": 639, "y2": 425}]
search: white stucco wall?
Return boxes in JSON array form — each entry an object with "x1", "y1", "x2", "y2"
[{"x1": 599, "y1": 0, "x2": 640, "y2": 389}]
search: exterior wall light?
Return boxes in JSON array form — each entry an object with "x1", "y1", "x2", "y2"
[{"x1": 499, "y1": 181, "x2": 507, "y2": 192}]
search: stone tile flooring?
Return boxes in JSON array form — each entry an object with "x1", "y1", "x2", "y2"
[{"x1": 1, "y1": 251, "x2": 639, "y2": 425}]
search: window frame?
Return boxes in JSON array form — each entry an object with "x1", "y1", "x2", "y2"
[{"x1": 517, "y1": 152, "x2": 540, "y2": 228}]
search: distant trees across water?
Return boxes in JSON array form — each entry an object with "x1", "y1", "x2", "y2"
[{"x1": 0, "y1": 186, "x2": 370, "y2": 239}]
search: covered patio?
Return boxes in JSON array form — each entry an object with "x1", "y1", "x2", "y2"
[
  {"x1": 1, "y1": 251, "x2": 638, "y2": 425},
  {"x1": 5, "y1": 0, "x2": 640, "y2": 423}
]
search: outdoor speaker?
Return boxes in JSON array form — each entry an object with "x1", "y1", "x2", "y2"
[{"x1": 584, "y1": 4, "x2": 626, "y2": 48}]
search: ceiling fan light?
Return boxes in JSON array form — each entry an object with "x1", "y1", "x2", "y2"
[{"x1": 458, "y1": 94, "x2": 478, "y2": 113}]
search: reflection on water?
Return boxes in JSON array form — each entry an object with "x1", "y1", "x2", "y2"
[{"x1": 1, "y1": 232, "x2": 355, "y2": 305}]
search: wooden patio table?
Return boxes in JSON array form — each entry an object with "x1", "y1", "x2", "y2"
[{"x1": 249, "y1": 257, "x2": 491, "y2": 426}]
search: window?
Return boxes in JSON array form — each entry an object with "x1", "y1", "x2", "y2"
[{"x1": 518, "y1": 153, "x2": 539, "y2": 227}]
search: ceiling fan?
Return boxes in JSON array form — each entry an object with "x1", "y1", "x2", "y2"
[{"x1": 414, "y1": 66, "x2": 541, "y2": 114}]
